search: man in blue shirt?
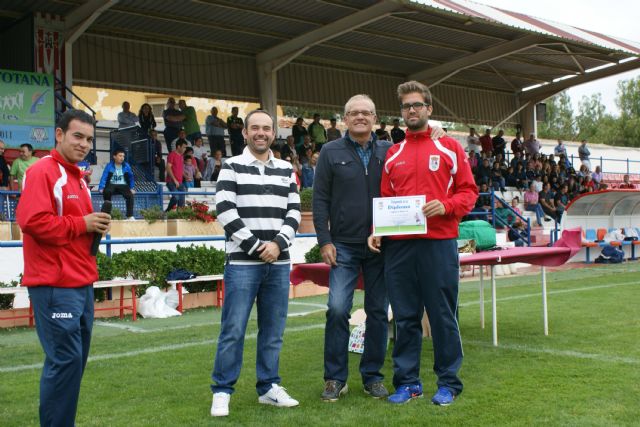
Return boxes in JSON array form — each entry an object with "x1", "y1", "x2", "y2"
[{"x1": 99, "y1": 149, "x2": 136, "y2": 219}]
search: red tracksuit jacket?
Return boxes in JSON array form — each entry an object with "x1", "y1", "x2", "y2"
[
  {"x1": 381, "y1": 129, "x2": 478, "y2": 240},
  {"x1": 17, "y1": 149, "x2": 98, "y2": 287}
]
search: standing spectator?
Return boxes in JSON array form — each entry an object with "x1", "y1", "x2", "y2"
[
  {"x1": 182, "y1": 155, "x2": 197, "y2": 188},
  {"x1": 117, "y1": 101, "x2": 138, "y2": 128},
  {"x1": 466, "y1": 127, "x2": 482, "y2": 153},
  {"x1": 390, "y1": 118, "x2": 406, "y2": 144},
  {"x1": 554, "y1": 139, "x2": 567, "y2": 158},
  {"x1": 479, "y1": 128, "x2": 492, "y2": 154},
  {"x1": 375, "y1": 121, "x2": 391, "y2": 141},
  {"x1": 98, "y1": 149, "x2": 136, "y2": 220},
  {"x1": 326, "y1": 117, "x2": 342, "y2": 142},
  {"x1": 205, "y1": 106, "x2": 227, "y2": 156},
  {"x1": 368, "y1": 80, "x2": 477, "y2": 406},
  {"x1": 138, "y1": 103, "x2": 156, "y2": 135},
  {"x1": 280, "y1": 135, "x2": 298, "y2": 161},
  {"x1": 491, "y1": 129, "x2": 506, "y2": 158},
  {"x1": 0, "y1": 139, "x2": 10, "y2": 190},
  {"x1": 162, "y1": 97, "x2": 185, "y2": 153},
  {"x1": 539, "y1": 182, "x2": 557, "y2": 221},
  {"x1": 292, "y1": 117, "x2": 308, "y2": 153},
  {"x1": 313, "y1": 94, "x2": 392, "y2": 402},
  {"x1": 308, "y1": 113, "x2": 328, "y2": 150},
  {"x1": 524, "y1": 133, "x2": 541, "y2": 157},
  {"x1": 16, "y1": 109, "x2": 110, "y2": 427},
  {"x1": 491, "y1": 161, "x2": 506, "y2": 192},
  {"x1": 578, "y1": 139, "x2": 591, "y2": 169},
  {"x1": 511, "y1": 131, "x2": 524, "y2": 156},
  {"x1": 150, "y1": 130, "x2": 165, "y2": 182},
  {"x1": 165, "y1": 140, "x2": 187, "y2": 211},
  {"x1": 618, "y1": 174, "x2": 636, "y2": 189},
  {"x1": 227, "y1": 106, "x2": 245, "y2": 156},
  {"x1": 591, "y1": 165, "x2": 603, "y2": 186},
  {"x1": 10, "y1": 143, "x2": 39, "y2": 190},
  {"x1": 210, "y1": 109, "x2": 300, "y2": 417},
  {"x1": 179, "y1": 99, "x2": 201, "y2": 143},
  {"x1": 524, "y1": 182, "x2": 546, "y2": 226}
]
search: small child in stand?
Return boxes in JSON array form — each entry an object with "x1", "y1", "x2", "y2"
[{"x1": 183, "y1": 154, "x2": 198, "y2": 188}]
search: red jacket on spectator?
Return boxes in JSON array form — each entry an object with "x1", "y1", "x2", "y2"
[
  {"x1": 381, "y1": 128, "x2": 478, "y2": 240},
  {"x1": 479, "y1": 135, "x2": 492, "y2": 153},
  {"x1": 17, "y1": 150, "x2": 97, "y2": 287}
]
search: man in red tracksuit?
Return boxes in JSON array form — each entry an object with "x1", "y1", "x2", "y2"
[
  {"x1": 17, "y1": 109, "x2": 111, "y2": 427},
  {"x1": 369, "y1": 80, "x2": 477, "y2": 406}
]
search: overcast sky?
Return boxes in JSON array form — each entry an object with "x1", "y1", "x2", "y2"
[{"x1": 476, "y1": 0, "x2": 640, "y2": 115}]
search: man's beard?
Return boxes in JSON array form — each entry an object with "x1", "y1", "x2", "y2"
[{"x1": 406, "y1": 116, "x2": 427, "y2": 131}]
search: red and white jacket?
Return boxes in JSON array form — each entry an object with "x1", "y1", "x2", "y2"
[
  {"x1": 17, "y1": 149, "x2": 98, "y2": 287},
  {"x1": 381, "y1": 128, "x2": 478, "y2": 240}
]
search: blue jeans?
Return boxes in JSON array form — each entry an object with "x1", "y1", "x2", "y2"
[
  {"x1": 165, "y1": 181, "x2": 186, "y2": 211},
  {"x1": 526, "y1": 204, "x2": 544, "y2": 226},
  {"x1": 324, "y1": 242, "x2": 388, "y2": 385},
  {"x1": 211, "y1": 263, "x2": 291, "y2": 395},
  {"x1": 29, "y1": 285, "x2": 94, "y2": 427}
]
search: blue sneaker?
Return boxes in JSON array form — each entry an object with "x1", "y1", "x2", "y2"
[
  {"x1": 387, "y1": 384, "x2": 423, "y2": 404},
  {"x1": 431, "y1": 387, "x2": 456, "y2": 406}
]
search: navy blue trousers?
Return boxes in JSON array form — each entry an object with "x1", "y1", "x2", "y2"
[
  {"x1": 28, "y1": 285, "x2": 94, "y2": 427},
  {"x1": 384, "y1": 239, "x2": 463, "y2": 395}
]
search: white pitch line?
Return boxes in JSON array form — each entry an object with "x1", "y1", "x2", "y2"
[
  {"x1": 0, "y1": 323, "x2": 327, "y2": 373},
  {"x1": 289, "y1": 301, "x2": 327, "y2": 309},
  {"x1": 459, "y1": 280, "x2": 639, "y2": 308},
  {"x1": 93, "y1": 321, "x2": 146, "y2": 332},
  {"x1": 465, "y1": 339, "x2": 640, "y2": 365}
]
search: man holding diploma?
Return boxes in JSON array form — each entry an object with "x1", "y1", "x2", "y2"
[{"x1": 368, "y1": 81, "x2": 477, "y2": 406}]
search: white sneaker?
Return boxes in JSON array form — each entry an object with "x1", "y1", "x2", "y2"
[
  {"x1": 127, "y1": 216, "x2": 136, "y2": 221},
  {"x1": 258, "y1": 383, "x2": 299, "y2": 407},
  {"x1": 211, "y1": 392, "x2": 230, "y2": 417}
]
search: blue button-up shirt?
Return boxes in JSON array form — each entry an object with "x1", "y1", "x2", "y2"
[{"x1": 346, "y1": 132, "x2": 374, "y2": 172}]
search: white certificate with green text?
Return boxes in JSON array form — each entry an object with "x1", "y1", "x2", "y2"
[{"x1": 372, "y1": 195, "x2": 427, "y2": 236}]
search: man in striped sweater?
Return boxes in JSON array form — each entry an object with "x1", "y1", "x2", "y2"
[{"x1": 210, "y1": 109, "x2": 301, "y2": 417}]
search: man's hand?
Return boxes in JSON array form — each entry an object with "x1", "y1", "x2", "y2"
[
  {"x1": 131, "y1": 189, "x2": 136, "y2": 195},
  {"x1": 431, "y1": 126, "x2": 446, "y2": 140},
  {"x1": 84, "y1": 212, "x2": 111, "y2": 234},
  {"x1": 367, "y1": 235, "x2": 381, "y2": 253},
  {"x1": 320, "y1": 243, "x2": 337, "y2": 266},
  {"x1": 422, "y1": 200, "x2": 445, "y2": 218},
  {"x1": 258, "y1": 241, "x2": 281, "y2": 263}
]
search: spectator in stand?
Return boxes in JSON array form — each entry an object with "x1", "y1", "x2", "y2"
[
  {"x1": 205, "y1": 106, "x2": 227, "y2": 157},
  {"x1": 583, "y1": 174, "x2": 596, "y2": 192},
  {"x1": 300, "y1": 135, "x2": 314, "y2": 160},
  {"x1": 533, "y1": 175, "x2": 543, "y2": 193},
  {"x1": 558, "y1": 153, "x2": 571, "y2": 169},
  {"x1": 227, "y1": 107, "x2": 245, "y2": 156},
  {"x1": 491, "y1": 129, "x2": 506, "y2": 158},
  {"x1": 511, "y1": 196, "x2": 522, "y2": 215},
  {"x1": 511, "y1": 131, "x2": 524, "y2": 156},
  {"x1": 491, "y1": 161, "x2": 506, "y2": 192},
  {"x1": 567, "y1": 176, "x2": 579, "y2": 199},
  {"x1": 578, "y1": 139, "x2": 591, "y2": 169},
  {"x1": 98, "y1": 149, "x2": 136, "y2": 220},
  {"x1": 494, "y1": 200, "x2": 516, "y2": 229},
  {"x1": 150, "y1": 130, "x2": 165, "y2": 182},
  {"x1": 514, "y1": 163, "x2": 527, "y2": 190},
  {"x1": 619, "y1": 174, "x2": 636, "y2": 189},
  {"x1": 182, "y1": 155, "x2": 198, "y2": 188},
  {"x1": 375, "y1": 121, "x2": 391, "y2": 141},
  {"x1": 390, "y1": 118, "x2": 405, "y2": 144},
  {"x1": 292, "y1": 117, "x2": 308, "y2": 153},
  {"x1": 301, "y1": 152, "x2": 319, "y2": 189},
  {"x1": 178, "y1": 99, "x2": 201, "y2": 143},
  {"x1": 524, "y1": 182, "x2": 547, "y2": 226},
  {"x1": 466, "y1": 127, "x2": 482, "y2": 154},
  {"x1": 138, "y1": 103, "x2": 156, "y2": 135},
  {"x1": 162, "y1": 97, "x2": 185, "y2": 153},
  {"x1": 475, "y1": 158, "x2": 492, "y2": 186},
  {"x1": 10, "y1": 143, "x2": 39, "y2": 190},
  {"x1": 281, "y1": 135, "x2": 298, "y2": 161},
  {"x1": 171, "y1": 129, "x2": 190, "y2": 153},
  {"x1": 308, "y1": 113, "x2": 328, "y2": 150},
  {"x1": 555, "y1": 184, "x2": 570, "y2": 220},
  {"x1": 591, "y1": 165, "x2": 603, "y2": 186},
  {"x1": 525, "y1": 162, "x2": 539, "y2": 184},
  {"x1": 166, "y1": 140, "x2": 187, "y2": 211},
  {"x1": 539, "y1": 182, "x2": 557, "y2": 221},
  {"x1": 479, "y1": 128, "x2": 492, "y2": 154},
  {"x1": 468, "y1": 151, "x2": 478, "y2": 172},
  {"x1": 117, "y1": 101, "x2": 138, "y2": 128},
  {"x1": 510, "y1": 150, "x2": 524, "y2": 171},
  {"x1": 327, "y1": 118, "x2": 342, "y2": 142},
  {"x1": 469, "y1": 182, "x2": 492, "y2": 220},
  {"x1": 576, "y1": 164, "x2": 589, "y2": 178},
  {"x1": 204, "y1": 149, "x2": 224, "y2": 182},
  {"x1": 508, "y1": 220, "x2": 528, "y2": 247},
  {"x1": 524, "y1": 133, "x2": 541, "y2": 157},
  {"x1": 192, "y1": 136, "x2": 208, "y2": 172},
  {"x1": 0, "y1": 140, "x2": 9, "y2": 192},
  {"x1": 554, "y1": 139, "x2": 567, "y2": 159}
]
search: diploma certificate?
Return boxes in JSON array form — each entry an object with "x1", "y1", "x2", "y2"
[{"x1": 372, "y1": 195, "x2": 427, "y2": 236}]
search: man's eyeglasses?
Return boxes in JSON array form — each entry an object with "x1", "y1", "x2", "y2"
[
  {"x1": 401, "y1": 102, "x2": 429, "y2": 111},
  {"x1": 346, "y1": 110, "x2": 375, "y2": 117}
]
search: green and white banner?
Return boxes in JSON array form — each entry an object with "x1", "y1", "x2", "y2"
[{"x1": 0, "y1": 69, "x2": 55, "y2": 149}]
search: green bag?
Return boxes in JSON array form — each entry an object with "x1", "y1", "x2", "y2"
[{"x1": 458, "y1": 220, "x2": 496, "y2": 250}]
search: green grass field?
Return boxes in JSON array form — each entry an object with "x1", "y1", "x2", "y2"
[{"x1": 1, "y1": 263, "x2": 639, "y2": 426}]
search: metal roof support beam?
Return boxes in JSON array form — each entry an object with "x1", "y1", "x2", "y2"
[
  {"x1": 257, "y1": 64, "x2": 278, "y2": 127},
  {"x1": 431, "y1": 94, "x2": 467, "y2": 127},
  {"x1": 494, "y1": 101, "x2": 530, "y2": 130},
  {"x1": 409, "y1": 35, "x2": 546, "y2": 87}
]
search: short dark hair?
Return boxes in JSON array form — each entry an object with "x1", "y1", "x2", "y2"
[
  {"x1": 113, "y1": 148, "x2": 125, "y2": 157},
  {"x1": 175, "y1": 140, "x2": 188, "y2": 148},
  {"x1": 20, "y1": 143, "x2": 34, "y2": 152},
  {"x1": 397, "y1": 80, "x2": 432, "y2": 105},
  {"x1": 57, "y1": 109, "x2": 95, "y2": 133},
  {"x1": 245, "y1": 109, "x2": 275, "y2": 130},
  {"x1": 183, "y1": 154, "x2": 192, "y2": 160}
]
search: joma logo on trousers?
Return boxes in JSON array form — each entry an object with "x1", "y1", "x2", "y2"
[{"x1": 51, "y1": 312, "x2": 73, "y2": 319}]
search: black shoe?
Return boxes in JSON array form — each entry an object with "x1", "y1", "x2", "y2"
[
  {"x1": 321, "y1": 380, "x2": 348, "y2": 402},
  {"x1": 364, "y1": 381, "x2": 389, "y2": 399}
]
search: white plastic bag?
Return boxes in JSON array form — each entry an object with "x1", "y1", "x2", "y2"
[{"x1": 137, "y1": 286, "x2": 181, "y2": 318}]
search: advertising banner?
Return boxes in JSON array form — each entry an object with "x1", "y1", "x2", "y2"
[{"x1": 0, "y1": 69, "x2": 55, "y2": 149}]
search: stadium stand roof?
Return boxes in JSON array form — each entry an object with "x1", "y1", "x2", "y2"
[{"x1": 0, "y1": 0, "x2": 638, "y2": 127}]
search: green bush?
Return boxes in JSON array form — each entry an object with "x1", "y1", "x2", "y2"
[
  {"x1": 304, "y1": 244, "x2": 322, "y2": 263},
  {"x1": 0, "y1": 281, "x2": 20, "y2": 310},
  {"x1": 299, "y1": 188, "x2": 313, "y2": 212},
  {"x1": 110, "y1": 208, "x2": 124, "y2": 220},
  {"x1": 140, "y1": 205, "x2": 164, "y2": 223}
]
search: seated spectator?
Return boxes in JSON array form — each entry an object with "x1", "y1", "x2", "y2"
[
  {"x1": 603, "y1": 228, "x2": 625, "y2": 243},
  {"x1": 524, "y1": 182, "x2": 547, "y2": 226},
  {"x1": 510, "y1": 150, "x2": 524, "y2": 171},
  {"x1": 490, "y1": 161, "x2": 506, "y2": 192},
  {"x1": 99, "y1": 149, "x2": 136, "y2": 220},
  {"x1": 192, "y1": 136, "x2": 208, "y2": 172},
  {"x1": 508, "y1": 220, "x2": 528, "y2": 247},
  {"x1": 301, "y1": 152, "x2": 319, "y2": 189},
  {"x1": 468, "y1": 150, "x2": 479, "y2": 172},
  {"x1": 281, "y1": 135, "x2": 299, "y2": 161},
  {"x1": 539, "y1": 182, "x2": 557, "y2": 221},
  {"x1": 494, "y1": 152, "x2": 507, "y2": 170},
  {"x1": 591, "y1": 166, "x2": 603, "y2": 186},
  {"x1": 203, "y1": 150, "x2": 225, "y2": 182},
  {"x1": 494, "y1": 200, "x2": 516, "y2": 229},
  {"x1": 554, "y1": 184, "x2": 570, "y2": 221},
  {"x1": 510, "y1": 196, "x2": 522, "y2": 215},
  {"x1": 525, "y1": 164, "x2": 539, "y2": 183},
  {"x1": 598, "y1": 182, "x2": 608, "y2": 191},
  {"x1": 504, "y1": 166, "x2": 517, "y2": 187},
  {"x1": 469, "y1": 183, "x2": 492, "y2": 220},
  {"x1": 583, "y1": 175, "x2": 596, "y2": 192},
  {"x1": 475, "y1": 158, "x2": 492, "y2": 185},
  {"x1": 182, "y1": 155, "x2": 198, "y2": 188},
  {"x1": 576, "y1": 164, "x2": 589, "y2": 178},
  {"x1": 514, "y1": 163, "x2": 527, "y2": 190},
  {"x1": 533, "y1": 175, "x2": 543, "y2": 193},
  {"x1": 618, "y1": 174, "x2": 636, "y2": 189}
]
